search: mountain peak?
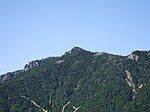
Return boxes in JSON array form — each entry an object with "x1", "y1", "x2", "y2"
[
  {"x1": 64, "y1": 47, "x2": 88, "y2": 55},
  {"x1": 71, "y1": 46, "x2": 84, "y2": 52}
]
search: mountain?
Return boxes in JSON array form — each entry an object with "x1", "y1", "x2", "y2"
[{"x1": 0, "y1": 47, "x2": 150, "y2": 112}]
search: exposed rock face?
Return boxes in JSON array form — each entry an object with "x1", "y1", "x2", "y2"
[
  {"x1": 128, "y1": 53, "x2": 139, "y2": 61},
  {"x1": 2, "y1": 72, "x2": 13, "y2": 81},
  {"x1": 125, "y1": 70, "x2": 136, "y2": 93},
  {"x1": 94, "y1": 52, "x2": 104, "y2": 56},
  {"x1": 125, "y1": 70, "x2": 143, "y2": 99},
  {"x1": 127, "y1": 51, "x2": 150, "y2": 61},
  {"x1": 55, "y1": 60, "x2": 64, "y2": 64},
  {"x1": 24, "y1": 60, "x2": 41, "y2": 71}
]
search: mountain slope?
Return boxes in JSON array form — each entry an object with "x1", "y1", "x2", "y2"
[{"x1": 0, "y1": 47, "x2": 150, "y2": 112}]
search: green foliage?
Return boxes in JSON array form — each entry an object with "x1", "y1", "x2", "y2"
[{"x1": 0, "y1": 48, "x2": 150, "y2": 112}]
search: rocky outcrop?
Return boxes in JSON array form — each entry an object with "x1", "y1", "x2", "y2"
[
  {"x1": 125, "y1": 70, "x2": 143, "y2": 99},
  {"x1": 94, "y1": 52, "x2": 104, "y2": 56},
  {"x1": 2, "y1": 72, "x2": 13, "y2": 81},
  {"x1": 24, "y1": 60, "x2": 41, "y2": 71},
  {"x1": 128, "y1": 50, "x2": 150, "y2": 61},
  {"x1": 125, "y1": 70, "x2": 136, "y2": 93},
  {"x1": 55, "y1": 60, "x2": 64, "y2": 64},
  {"x1": 128, "y1": 53, "x2": 139, "y2": 61}
]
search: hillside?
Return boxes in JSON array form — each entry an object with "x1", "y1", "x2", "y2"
[{"x1": 0, "y1": 47, "x2": 150, "y2": 112}]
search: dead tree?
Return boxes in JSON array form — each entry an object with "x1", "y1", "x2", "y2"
[
  {"x1": 62, "y1": 101, "x2": 70, "y2": 112},
  {"x1": 21, "y1": 95, "x2": 80, "y2": 112},
  {"x1": 61, "y1": 101, "x2": 81, "y2": 112},
  {"x1": 21, "y1": 96, "x2": 47, "y2": 112},
  {"x1": 73, "y1": 106, "x2": 81, "y2": 112},
  {"x1": 47, "y1": 94, "x2": 52, "y2": 112}
]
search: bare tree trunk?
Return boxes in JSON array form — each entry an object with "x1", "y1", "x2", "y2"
[
  {"x1": 73, "y1": 106, "x2": 81, "y2": 112},
  {"x1": 62, "y1": 101, "x2": 70, "y2": 112},
  {"x1": 47, "y1": 94, "x2": 52, "y2": 112},
  {"x1": 21, "y1": 95, "x2": 81, "y2": 112},
  {"x1": 21, "y1": 96, "x2": 47, "y2": 112}
]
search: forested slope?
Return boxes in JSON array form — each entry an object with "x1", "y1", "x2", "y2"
[{"x1": 0, "y1": 47, "x2": 150, "y2": 112}]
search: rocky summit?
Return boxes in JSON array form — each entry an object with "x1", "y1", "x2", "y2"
[{"x1": 0, "y1": 47, "x2": 150, "y2": 112}]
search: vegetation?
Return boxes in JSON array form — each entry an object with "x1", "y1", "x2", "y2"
[{"x1": 0, "y1": 47, "x2": 150, "y2": 112}]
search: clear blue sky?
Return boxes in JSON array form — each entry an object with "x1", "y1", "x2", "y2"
[{"x1": 0, "y1": 0, "x2": 150, "y2": 74}]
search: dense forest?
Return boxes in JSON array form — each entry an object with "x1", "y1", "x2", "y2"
[{"x1": 0, "y1": 47, "x2": 150, "y2": 112}]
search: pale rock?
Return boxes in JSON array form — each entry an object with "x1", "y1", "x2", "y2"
[
  {"x1": 55, "y1": 60, "x2": 64, "y2": 64},
  {"x1": 24, "y1": 60, "x2": 41, "y2": 71},
  {"x1": 128, "y1": 54, "x2": 139, "y2": 61},
  {"x1": 125, "y1": 70, "x2": 136, "y2": 93},
  {"x1": 2, "y1": 72, "x2": 13, "y2": 81},
  {"x1": 94, "y1": 52, "x2": 104, "y2": 56}
]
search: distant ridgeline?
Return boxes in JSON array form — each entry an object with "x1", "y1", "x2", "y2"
[{"x1": 0, "y1": 47, "x2": 150, "y2": 112}]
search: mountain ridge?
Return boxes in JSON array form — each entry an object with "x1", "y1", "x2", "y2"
[
  {"x1": 1, "y1": 47, "x2": 149, "y2": 77},
  {"x1": 0, "y1": 47, "x2": 150, "y2": 112}
]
